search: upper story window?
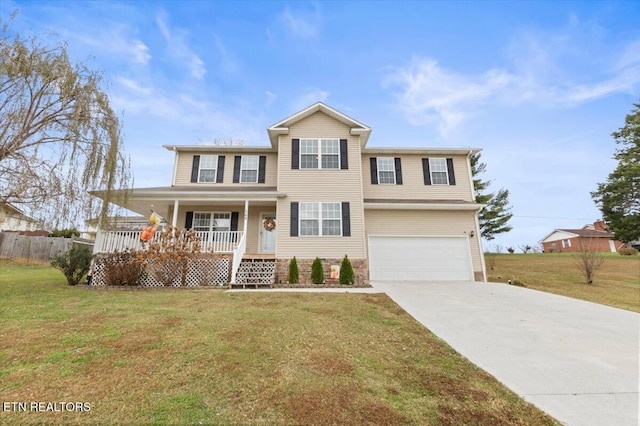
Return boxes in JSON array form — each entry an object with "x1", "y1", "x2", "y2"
[
  {"x1": 233, "y1": 155, "x2": 267, "y2": 184},
  {"x1": 377, "y1": 157, "x2": 396, "y2": 184},
  {"x1": 422, "y1": 157, "x2": 456, "y2": 185},
  {"x1": 199, "y1": 155, "x2": 218, "y2": 182},
  {"x1": 370, "y1": 157, "x2": 403, "y2": 185},
  {"x1": 429, "y1": 158, "x2": 449, "y2": 185},
  {"x1": 292, "y1": 139, "x2": 348, "y2": 170},
  {"x1": 300, "y1": 139, "x2": 340, "y2": 169},
  {"x1": 240, "y1": 156, "x2": 259, "y2": 183}
]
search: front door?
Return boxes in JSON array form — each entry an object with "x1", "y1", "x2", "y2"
[{"x1": 260, "y1": 214, "x2": 276, "y2": 253}]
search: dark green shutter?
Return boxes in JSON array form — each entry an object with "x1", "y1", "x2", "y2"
[
  {"x1": 340, "y1": 139, "x2": 348, "y2": 169},
  {"x1": 190, "y1": 156, "x2": 200, "y2": 183},
  {"x1": 341, "y1": 202, "x2": 350, "y2": 237},
  {"x1": 422, "y1": 158, "x2": 431, "y2": 185},
  {"x1": 446, "y1": 158, "x2": 456, "y2": 185},
  {"x1": 370, "y1": 158, "x2": 378, "y2": 184},
  {"x1": 258, "y1": 156, "x2": 266, "y2": 183},
  {"x1": 290, "y1": 202, "x2": 299, "y2": 237},
  {"x1": 394, "y1": 158, "x2": 403, "y2": 185},
  {"x1": 185, "y1": 212, "x2": 194, "y2": 228},
  {"x1": 233, "y1": 156, "x2": 241, "y2": 183},
  {"x1": 216, "y1": 156, "x2": 225, "y2": 183},
  {"x1": 292, "y1": 139, "x2": 300, "y2": 169}
]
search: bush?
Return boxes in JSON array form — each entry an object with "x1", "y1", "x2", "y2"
[
  {"x1": 102, "y1": 251, "x2": 143, "y2": 286},
  {"x1": 50, "y1": 228, "x2": 80, "y2": 238},
  {"x1": 51, "y1": 245, "x2": 93, "y2": 285},
  {"x1": 288, "y1": 256, "x2": 299, "y2": 284},
  {"x1": 618, "y1": 247, "x2": 639, "y2": 256},
  {"x1": 339, "y1": 255, "x2": 355, "y2": 285},
  {"x1": 311, "y1": 257, "x2": 324, "y2": 284}
]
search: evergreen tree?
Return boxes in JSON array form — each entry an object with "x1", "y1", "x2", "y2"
[
  {"x1": 288, "y1": 256, "x2": 299, "y2": 284},
  {"x1": 591, "y1": 103, "x2": 640, "y2": 243},
  {"x1": 470, "y1": 153, "x2": 513, "y2": 240},
  {"x1": 311, "y1": 257, "x2": 324, "y2": 284},
  {"x1": 339, "y1": 255, "x2": 355, "y2": 285}
]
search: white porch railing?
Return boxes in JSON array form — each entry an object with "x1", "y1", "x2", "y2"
[
  {"x1": 230, "y1": 232, "x2": 247, "y2": 284},
  {"x1": 93, "y1": 230, "x2": 244, "y2": 254}
]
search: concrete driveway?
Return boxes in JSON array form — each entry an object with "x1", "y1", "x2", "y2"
[{"x1": 373, "y1": 280, "x2": 639, "y2": 426}]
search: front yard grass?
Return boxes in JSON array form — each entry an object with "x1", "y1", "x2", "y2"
[
  {"x1": 0, "y1": 258, "x2": 557, "y2": 425},
  {"x1": 487, "y1": 253, "x2": 640, "y2": 312}
]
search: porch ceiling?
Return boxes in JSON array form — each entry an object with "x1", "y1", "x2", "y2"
[{"x1": 91, "y1": 186, "x2": 284, "y2": 219}]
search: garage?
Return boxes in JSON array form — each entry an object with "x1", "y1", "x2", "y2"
[{"x1": 368, "y1": 235, "x2": 474, "y2": 281}]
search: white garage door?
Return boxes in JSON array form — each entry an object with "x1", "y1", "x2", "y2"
[{"x1": 368, "y1": 236, "x2": 473, "y2": 281}]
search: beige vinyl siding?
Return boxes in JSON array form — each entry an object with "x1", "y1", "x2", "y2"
[
  {"x1": 364, "y1": 209, "x2": 483, "y2": 274},
  {"x1": 174, "y1": 151, "x2": 278, "y2": 186},
  {"x1": 362, "y1": 154, "x2": 473, "y2": 201},
  {"x1": 276, "y1": 111, "x2": 366, "y2": 259}
]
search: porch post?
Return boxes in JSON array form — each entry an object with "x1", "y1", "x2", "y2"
[
  {"x1": 172, "y1": 200, "x2": 179, "y2": 227},
  {"x1": 243, "y1": 200, "x2": 249, "y2": 234}
]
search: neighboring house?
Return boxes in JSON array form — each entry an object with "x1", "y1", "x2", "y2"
[
  {"x1": 0, "y1": 202, "x2": 40, "y2": 232},
  {"x1": 92, "y1": 103, "x2": 486, "y2": 284},
  {"x1": 83, "y1": 215, "x2": 163, "y2": 240},
  {"x1": 540, "y1": 220, "x2": 625, "y2": 253}
]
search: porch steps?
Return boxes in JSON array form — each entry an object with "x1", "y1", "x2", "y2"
[{"x1": 230, "y1": 257, "x2": 276, "y2": 289}]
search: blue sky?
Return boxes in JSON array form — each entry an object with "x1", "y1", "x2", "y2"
[{"x1": 3, "y1": 1, "x2": 639, "y2": 250}]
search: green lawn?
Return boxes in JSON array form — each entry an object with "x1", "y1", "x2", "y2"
[
  {"x1": 0, "y1": 259, "x2": 557, "y2": 425},
  {"x1": 486, "y1": 253, "x2": 640, "y2": 312}
]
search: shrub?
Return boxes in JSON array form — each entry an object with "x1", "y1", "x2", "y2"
[
  {"x1": 141, "y1": 226, "x2": 202, "y2": 286},
  {"x1": 507, "y1": 247, "x2": 515, "y2": 254},
  {"x1": 50, "y1": 228, "x2": 80, "y2": 238},
  {"x1": 102, "y1": 250, "x2": 143, "y2": 286},
  {"x1": 288, "y1": 256, "x2": 299, "y2": 284},
  {"x1": 51, "y1": 245, "x2": 93, "y2": 285},
  {"x1": 618, "y1": 247, "x2": 639, "y2": 256},
  {"x1": 339, "y1": 255, "x2": 355, "y2": 285},
  {"x1": 311, "y1": 257, "x2": 324, "y2": 284}
]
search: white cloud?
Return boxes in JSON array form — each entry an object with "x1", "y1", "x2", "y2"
[
  {"x1": 291, "y1": 88, "x2": 330, "y2": 111},
  {"x1": 279, "y1": 5, "x2": 321, "y2": 39},
  {"x1": 156, "y1": 14, "x2": 206, "y2": 79},
  {"x1": 75, "y1": 25, "x2": 151, "y2": 65},
  {"x1": 383, "y1": 59, "x2": 512, "y2": 135},
  {"x1": 384, "y1": 22, "x2": 640, "y2": 136},
  {"x1": 265, "y1": 90, "x2": 277, "y2": 105}
]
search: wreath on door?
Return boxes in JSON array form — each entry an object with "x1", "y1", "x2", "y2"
[{"x1": 263, "y1": 217, "x2": 276, "y2": 231}]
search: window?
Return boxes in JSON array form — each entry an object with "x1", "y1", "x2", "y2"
[
  {"x1": 192, "y1": 212, "x2": 231, "y2": 233},
  {"x1": 299, "y1": 202, "x2": 342, "y2": 236},
  {"x1": 240, "y1": 156, "x2": 259, "y2": 183},
  {"x1": 300, "y1": 139, "x2": 318, "y2": 169},
  {"x1": 562, "y1": 239, "x2": 571, "y2": 248},
  {"x1": 429, "y1": 158, "x2": 449, "y2": 185},
  {"x1": 377, "y1": 157, "x2": 396, "y2": 184},
  {"x1": 300, "y1": 139, "x2": 340, "y2": 169},
  {"x1": 198, "y1": 155, "x2": 218, "y2": 182}
]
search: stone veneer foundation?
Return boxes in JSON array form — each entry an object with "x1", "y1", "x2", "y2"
[{"x1": 275, "y1": 258, "x2": 369, "y2": 286}]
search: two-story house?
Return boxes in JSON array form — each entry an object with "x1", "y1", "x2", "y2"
[{"x1": 92, "y1": 103, "x2": 486, "y2": 285}]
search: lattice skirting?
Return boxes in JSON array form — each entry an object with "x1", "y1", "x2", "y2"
[{"x1": 91, "y1": 256, "x2": 231, "y2": 287}]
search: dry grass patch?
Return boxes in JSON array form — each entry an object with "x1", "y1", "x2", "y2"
[
  {"x1": 0, "y1": 259, "x2": 557, "y2": 425},
  {"x1": 487, "y1": 253, "x2": 640, "y2": 312}
]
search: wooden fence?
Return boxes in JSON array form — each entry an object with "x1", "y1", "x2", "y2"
[{"x1": 0, "y1": 233, "x2": 94, "y2": 263}]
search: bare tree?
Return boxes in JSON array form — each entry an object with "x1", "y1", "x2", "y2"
[
  {"x1": 572, "y1": 239, "x2": 606, "y2": 285},
  {"x1": 198, "y1": 137, "x2": 245, "y2": 146},
  {"x1": 0, "y1": 18, "x2": 131, "y2": 228}
]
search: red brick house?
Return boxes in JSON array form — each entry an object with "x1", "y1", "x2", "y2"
[{"x1": 540, "y1": 220, "x2": 625, "y2": 253}]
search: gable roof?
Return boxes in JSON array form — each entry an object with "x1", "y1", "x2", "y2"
[
  {"x1": 267, "y1": 102, "x2": 372, "y2": 148},
  {"x1": 541, "y1": 228, "x2": 615, "y2": 243}
]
